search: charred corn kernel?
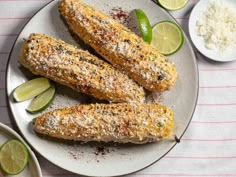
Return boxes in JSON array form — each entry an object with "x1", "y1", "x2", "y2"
[
  {"x1": 20, "y1": 33, "x2": 145, "y2": 103},
  {"x1": 59, "y1": 0, "x2": 178, "y2": 92},
  {"x1": 33, "y1": 103, "x2": 174, "y2": 144}
]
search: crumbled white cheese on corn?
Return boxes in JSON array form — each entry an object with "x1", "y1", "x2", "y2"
[{"x1": 196, "y1": 0, "x2": 236, "y2": 51}]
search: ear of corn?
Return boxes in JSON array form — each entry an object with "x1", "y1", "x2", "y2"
[
  {"x1": 59, "y1": 0, "x2": 178, "y2": 92},
  {"x1": 20, "y1": 33, "x2": 145, "y2": 103},
  {"x1": 33, "y1": 103, "x2": 174, "y2": 144}
]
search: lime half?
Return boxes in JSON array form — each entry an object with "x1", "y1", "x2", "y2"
[
  {"x1": 13, "y1": 77, "x2": 51, "y2": 102},
  {"x1": 151, "y1": 21, "x2": 184, "y2": 55},
  {"x1": 158, "y1": 0, "x2": 189, "y2": 11},
  {"x1": 26, "y1": 84, "x2": 55, "y2": 114},
  {"x1": 129, "y1": 9, "x2": 152, "y2": 43},
  {"x1": 0, "y1": 139, "x2": 29, "y2": 175}
]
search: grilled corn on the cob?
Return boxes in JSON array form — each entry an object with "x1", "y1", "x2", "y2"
[
  {"x1": 59, "y1": 0, "x2": 178, "y2": 92},
  {"x1": 33, "y1": 103, "x2": 174, "y2": 144},
  {"x1": 20, "y1": 33, "x2": 145, "y2": 103}
]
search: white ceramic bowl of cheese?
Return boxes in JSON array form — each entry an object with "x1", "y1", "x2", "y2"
[{"x1": 189, "y1": 0, "x2": 236, "y2": 62}]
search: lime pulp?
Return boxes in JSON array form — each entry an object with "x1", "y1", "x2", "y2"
[
  {"x1": 13, "y1": 77, "x2": 51, "y2": 102},
  {"x1": 26, "y1": 84, "x2": 55, "y2": 114},
  {"x1": 158, "y1": 0, "x2": 189, "y2": 11},
  {"x1": 151, "y1": 21, "x2": 184, "y2": 55},
  {"x1": 0, "y1": 139, "x2": 29, "y2": 175}
]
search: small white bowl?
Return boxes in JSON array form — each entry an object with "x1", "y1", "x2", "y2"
[
  {"x1": 189, "y1": 0, "x2": 236, "y2": 62},
  {"x1": 0, "y1": 123, "x2": 42, "y2": 177}
]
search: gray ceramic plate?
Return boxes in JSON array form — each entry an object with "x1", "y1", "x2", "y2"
[
  {"x1": 0, "y1": 123, "x2": 42, "y2": 177},
  {"x1": 6, "y1": 0, "x2": 199, "y2": 176}
]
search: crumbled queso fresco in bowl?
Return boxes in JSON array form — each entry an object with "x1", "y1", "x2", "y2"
[{"x1": 196, "y1": 0, "x2": 236, "y2": 51}]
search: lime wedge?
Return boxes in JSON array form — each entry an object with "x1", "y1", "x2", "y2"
[
  {"x1": 158, "y1": 0, "x2": 189, "y2": 11},
  {"x1": 0, "y1": 139, "x2": 29, "y2": 175},
  {"x1": 13, "y1": 77, "x2": 51, "y2": 102},
  {"x1": 129, "y1": 9, "x2": 152, "y2": 43},
  {"x1": 26, "y1": 84, "x2": 55, "y2": 114},
  {"x1": 151, "y1": 21, "x2": 184, "y2": 55}
]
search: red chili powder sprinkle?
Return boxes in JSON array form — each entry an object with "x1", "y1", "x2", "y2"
[
  {"x1": 109, "y1": 7, "x2": 129, "y2": 25},
  {"x1": 94, "y1": 146, "x2": 111, "y2": 156},
  {"x1": 68, "y1": 151, "x2": 79, "y2": 160}
]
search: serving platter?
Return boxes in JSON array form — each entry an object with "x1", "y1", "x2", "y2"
[
  {"x1": 0, "y1": 123, "x2": 42, "y2": 177},
  {"x1": 6, "y1": 0, "x2": 199, "y2": 176}
]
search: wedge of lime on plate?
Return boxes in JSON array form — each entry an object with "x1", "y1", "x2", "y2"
[
  {"x1": 151, "y1": 21, "x2": 184, "y2": 55},
  {"x1": 158, "y1": 0, "x2": 189, "y2": 11},
  {"x1": 0, "y1": 139, "x2": 29, "y2": 175},
  {"x1": 129, "y1": 9, "x2": 152, "y2": 43},
  {"x1": 13, "y1": 77, "x2": 51, "y2": 102},
  {"x1": 26, "y1": 84, "x2": 55, "y2": 114}
]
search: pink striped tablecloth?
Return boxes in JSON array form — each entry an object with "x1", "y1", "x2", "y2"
[{"x1": 1, "y1": 0, "x2": 236, "y2": 176}]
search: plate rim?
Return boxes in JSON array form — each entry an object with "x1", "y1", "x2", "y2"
[
  {"x1": 0, "y1": 123, "x2": 42, "y2": 177},
  {"x1": 5, "y1": 0, "x2": 199, "y2": 176},
  {"x1": 188, "y1": 0, "x2": 236, "y2": 62}
]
